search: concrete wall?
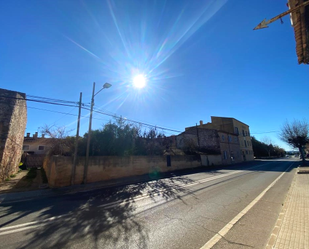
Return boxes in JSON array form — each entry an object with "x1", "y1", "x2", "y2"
[
  {"x1": 44, "y1": 155, "x2": 202, "y2": 188},
  {"x1": 0, "y1": 88, "x2": 27, "y2": 181},
  {"x1": 201, "y1": 155, "x2": 222, "y2": 166}
]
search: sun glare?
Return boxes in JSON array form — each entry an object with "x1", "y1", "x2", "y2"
[{"x1": 133, "y1": 74, "x2": 146, "y2": 89}]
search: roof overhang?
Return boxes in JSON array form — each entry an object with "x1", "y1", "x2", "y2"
[{"x1": 288, "y1": 0, "x2": 309, "y2": 64}]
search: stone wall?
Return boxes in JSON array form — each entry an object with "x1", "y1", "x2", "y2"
[
  {"x1": 44, "y1": 155, "x2": 202, "y2": 188},
  {"x1": 176, "y1": 128, "x2": 221, "y2": 154},
  {"x1": 0, "y1": 88, "x2": 27, "y2": 182}
]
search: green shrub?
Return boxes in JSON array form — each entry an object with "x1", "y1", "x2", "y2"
[
  {"x1": 10, "y1": 174, "x2": 16, "y2": 178},
  {"x1": 41, "y1": 168, "x2": 48, "y2": 183},
  {"x1": 26, "y1": 168, "x2": 37, "y2": 179}
]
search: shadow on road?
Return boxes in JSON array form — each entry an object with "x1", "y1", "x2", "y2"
[{"x1": 0, "y1": 175, "x2": 196, "y2": 248}]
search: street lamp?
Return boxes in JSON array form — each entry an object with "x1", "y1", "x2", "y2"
[{"x1": 83, "y1": 82, "x2": 112, "y2": 184}]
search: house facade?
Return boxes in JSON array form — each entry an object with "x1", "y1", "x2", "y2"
[
  {"x1": 23, "y1": 132, "x2": 52, "y2": 155},
  {"x1": 0, "y1": 88, "x2": 27, "y2": 182},
  {"x1": 196, "y1": 116, "x2": 254, "y2": 161},
  {"x1": 177, "y1": 126, "x2": 242, "y2": 165}
]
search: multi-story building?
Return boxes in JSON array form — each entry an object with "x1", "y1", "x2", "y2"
[
  {"x1": 196, "y1": 116, "x2": 254, "y2": 161},
  {"x1": 177, "y1": 126, "x2": 243, "y2": 165},
  {"x1": 0, "y1": 88, "x2": 27, "y2": 181}
]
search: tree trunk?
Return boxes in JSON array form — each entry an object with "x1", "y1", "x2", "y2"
[{"x1": 299, "y1": 146, "x2": 306, "y2": 166}]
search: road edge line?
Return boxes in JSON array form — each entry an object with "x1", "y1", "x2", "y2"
[{"x1": 200, "y1": 162, "x2": 295, "y2": 249}]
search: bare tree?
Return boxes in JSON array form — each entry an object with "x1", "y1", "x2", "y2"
[
  {"x1": 280, "y1": 120, "x2": 309, "y2": 164},
  {"x1": 40, "y1": 125, "x2": 73, "y2": 155}
]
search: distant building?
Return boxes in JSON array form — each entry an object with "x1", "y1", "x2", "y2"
[
  {"x1": 23, "y1": 132, "x2": 52, "y2": 155},
  {"x1": 177, "y1": 127, "x2": 242, "y2": 165},
  {"x1": 180, "y1": 116, "x2": 254, "y2": 164},
  {"x1": 194, "y1": 116, "x2": 254, "y2": 161},
  {"x1": 0, "y1": 88, "x2": 27, "y2": 182}
]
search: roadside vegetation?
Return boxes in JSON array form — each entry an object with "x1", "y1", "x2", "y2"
[
  {"x1": 251, "y1": 136, "x2": 285, "y2": 158},
  {"x1": 280, "y1": 119, "x2": 309, "y2": 165},
  {"x1": 26, "y1": 168, "x2": 37, "y2": 180},
  {"x1": 41, "y1": 118, "x2": 172, "y2": 157}
]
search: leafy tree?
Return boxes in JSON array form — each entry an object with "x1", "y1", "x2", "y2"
[
  {"x1": 78, "y1": 119, "x2": 167, "y2": 156},
  {"x1": 280, "y1": 120, "x2": 309, "y2": 164},
  {"x1": 251, "y1": 136, "x2": 285, "y2": 158}
]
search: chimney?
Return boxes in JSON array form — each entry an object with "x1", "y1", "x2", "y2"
[
  {"x1": 199, "y1": 120, "x2": 203, "y2": 126},
  {"x1": 42, "y1": 134, "x2": 45, "y2": 138},
  {"x1": 33, "y1": 132, "x2": 38, "y2": 138},
  {"x1": 26, "y1": 133, "x2": 30, "y2": 138}
]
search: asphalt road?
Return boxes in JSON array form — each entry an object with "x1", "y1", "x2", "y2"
[{"x1": 0, "y1": 158, "x2": 298, "y2": 249}]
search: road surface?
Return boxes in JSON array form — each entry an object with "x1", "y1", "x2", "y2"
[{"x1": 0, "y1": 159, "x2": 298, "y2": 249}]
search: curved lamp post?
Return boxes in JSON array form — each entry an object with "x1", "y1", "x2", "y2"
[{"x1": 83, "y1": 82, "x2": 112, "y2": 184}]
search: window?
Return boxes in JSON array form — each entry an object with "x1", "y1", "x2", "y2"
[
  {"x1": 234, "y1": 127, "x2": 239, "y2": 135},
  {"x1": 245, "y1": 131, "x2": 248, "y2": 136},
  {"x1": 246, "y1": 150, "x2": 248, "y2": 155},
  {"x1": 228, "y1": 135, "x2": 232, "y2": 142},
  {"x1": 244, "y1": 140, "x2": 247, "y2": 147},
  {"x1": 221, "y1": 135, "x2": 225, "y2": 141},
  {"x1": 242, "y1": 130, "x2": 245, "y2": 136},
  {"x1": 223, "y1": 151, "x2": 228, "y2": 159},
  {"x1": 23, "y1": 145, "x2": 29, "y2": 151},
  {"x1": 234, "y1": 137, "x2": 238, "y2": 143},
  {"x1": 38, "y1": 146, "x2": 45, "y2": 151}
]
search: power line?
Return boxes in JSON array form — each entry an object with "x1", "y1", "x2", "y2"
[
  {"x1": 251, "y1": 131, "x2": 279, "y2": 134},
  {"x1": 27, "y1": 106, "x2": 108, "y2": 121},
  {"x1": 0, "y1": 93, "x2": 182, "y2": 134},
  {"x1": 88, "y1": 107, "x2": 182, "y2": 133},
  {"x1": 0, "y1": 94, "x2": 90, "y2": 108}
]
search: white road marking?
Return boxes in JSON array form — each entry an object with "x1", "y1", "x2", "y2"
[
  {"x1": 200, "y1": 162, "x2": 295, "y2": 249},
  {"x1": 0, "y1": 214, "x2": 67, "y2": 236}
]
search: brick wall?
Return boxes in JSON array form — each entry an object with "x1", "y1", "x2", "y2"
[
  {"x1": 44, "y1": 155, "x2": 202, "y2": 188},
  {"x1": 0, "y1": 88, "x2": 27, "y2": 181}
]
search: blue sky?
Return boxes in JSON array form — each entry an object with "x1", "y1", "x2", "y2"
[{"x1": 0, "y1": 0, "x2": 308, "y2": 150}]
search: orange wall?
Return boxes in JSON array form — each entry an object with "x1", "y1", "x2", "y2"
[{"x1": 44, "y1": 155, "x2": 202, "y2": 188}]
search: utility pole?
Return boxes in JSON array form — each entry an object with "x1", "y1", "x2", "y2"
[
  {"x1": 71, "y1": 92, "x2": 82, "y2": 185},
  {"x1": 83, "y1": 82, "x2": 95, "y2": 184},
  {"x1": 196, "y1": 123, "x2": 200, "y2": 149},
  {"x1": 82, "y1": 82, "x2": 111, "y2": 184},
  {"x1": 253, "y1": 1, "x2": 309, "y2": 30}
]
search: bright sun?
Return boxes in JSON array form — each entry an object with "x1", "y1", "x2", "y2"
[{"x1": 133, "y1": 74, "x2": 146, "y2": 89}]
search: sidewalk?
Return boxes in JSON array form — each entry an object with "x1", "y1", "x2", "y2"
[{"x1": 266, "y1": 166, "x2": 309, "y2": 249}]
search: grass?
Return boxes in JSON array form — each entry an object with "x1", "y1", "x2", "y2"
[
  {"x1": 10, "y1": 174, "x2": 16, "y2": 178},
  {"x1": 5, "y1": 178, "x2": 10, "y2": 181},
  {"x1": 26, "y1": 168, "x2": 37, "y2": 179}
]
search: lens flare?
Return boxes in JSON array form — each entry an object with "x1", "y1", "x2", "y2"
[{"x1": 133, "y1": 74, "x2": 146, "y2": 88}]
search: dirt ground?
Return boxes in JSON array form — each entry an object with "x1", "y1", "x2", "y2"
[{"x1": 0, "y1": 169, "x2": 47, "y2": 194}]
